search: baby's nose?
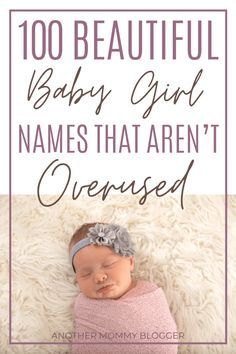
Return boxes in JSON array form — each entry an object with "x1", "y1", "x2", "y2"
[{"x1": 94, "y1": 272, "x2": 108, "y2": 283}]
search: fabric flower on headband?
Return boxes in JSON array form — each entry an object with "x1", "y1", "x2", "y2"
[
  {"x1": 88, "y1": 223, "x2": 116, "y2": 246},
  {"x1": 87, "y1": 223, "x2": 135, "y2": 256}
]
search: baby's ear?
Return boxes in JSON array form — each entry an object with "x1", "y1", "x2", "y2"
[{"x1": 129, "y1": 256, "x2": 135, "y2": 271}]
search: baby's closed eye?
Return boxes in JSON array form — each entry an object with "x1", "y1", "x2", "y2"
[
  {"x1": 79, "y1": 270, "x2": 92, "y2": 278},
  {"x1": 80, "y1": 273, "x2": 91, "y2": 278},
  {"x1": 103, "y1": 261, "x2": 117, "y2": 268}
]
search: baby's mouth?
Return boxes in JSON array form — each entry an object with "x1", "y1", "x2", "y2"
[{"x1": 97, "y1": 284, "x2": 114, "y2": 294}]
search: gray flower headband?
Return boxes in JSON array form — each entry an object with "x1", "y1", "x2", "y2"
[{"x1": 70, "y1": 223, "x2": 135, "y2": 272}]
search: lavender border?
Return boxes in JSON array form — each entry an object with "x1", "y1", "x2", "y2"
[{"x1": 9, "y1": 9, "x2": 228, "y2": 346}]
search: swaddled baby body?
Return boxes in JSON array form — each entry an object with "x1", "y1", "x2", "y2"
[{"x1": 69, "y1": 223, "x2": 178, "y2": 354}]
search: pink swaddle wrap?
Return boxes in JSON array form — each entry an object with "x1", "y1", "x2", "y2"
[{"x1": 71, "y1": 280, "x2": 178, "y2": 353}]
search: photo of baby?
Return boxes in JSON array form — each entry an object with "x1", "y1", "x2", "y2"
[{"x1": 0, "y1": 194, "x2": 235, "y2": 354}]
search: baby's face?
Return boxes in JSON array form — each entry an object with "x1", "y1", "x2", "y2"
[{"x1": 73, "y1": 244, "x2": 135, "y2": 299}]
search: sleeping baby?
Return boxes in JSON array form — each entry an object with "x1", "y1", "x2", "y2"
[{"x1": 69, "y1": 222, "x2": 179, "y2": 353}]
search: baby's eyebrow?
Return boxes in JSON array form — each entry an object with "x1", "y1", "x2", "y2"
[{"x1": 104, "y1": 255, "x2": 119, "y2": 262}]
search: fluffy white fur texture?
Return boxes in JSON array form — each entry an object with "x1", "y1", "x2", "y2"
[{"x1": 0, "y1": 195, "x2": 236, "y2": 354}]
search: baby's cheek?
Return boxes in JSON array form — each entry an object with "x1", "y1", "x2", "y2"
[
  {"x1": 77, "y1": 277, "x2": 87, "y2": 288},
  {"x1": 80, "y1": 280, "x2": 92, "y2": 295},
  {"x1": 111, "y1": 268, "x2": 125, "y2": 284},
  {"x1": 109, "y1": 268, "x2": 118, "y2": 278}
]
